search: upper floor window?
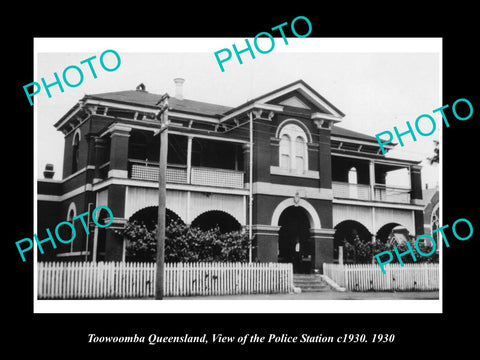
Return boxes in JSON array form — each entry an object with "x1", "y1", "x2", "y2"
[
  {"x1": 72, "y1": 130, "x2": 81, "y2": 173},
  {"x1": 348, "y1": 166, "x2": 358, "y2": 198},
  {"x1": 64, "y1": 202, "x2": 77, "y2": 253},
  {"x1": 278, "y1": 122, "x2": 309, "y2": 174},
  {"x1": 279, "y1": 135, "x2": 291, "y2": 170},
  {"x1": 348, "y1": 167, "x2": 358, "y2": 184},
  {"x1": 295, "y1": 136, "x2": 306, "y2": 173}
]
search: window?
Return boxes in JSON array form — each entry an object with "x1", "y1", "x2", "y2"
[
  {"x1": 63, "y1": 202, "x2": 77, "y2": 254},
  {"x1": 67, "y1": 209, "x2": 75, "y2": 252},
  {"x1": 295, "y1": 136, "x2": 305, "y2": 173},
  {"x1": 348, "y1": 167, "x2": 358, "y2": 184},
  {"x1": 279, "y1": 135, "x2": 291, "y2": 170},
  {"x1": 277, "y1": 122, "x2": 309, "y2": 174},
  {"x1": 348, "y1": 167, "x2": 358, "y2": 198},
  {"x1": 72, "y1": 130, "x2": 81, "y2": 173}
]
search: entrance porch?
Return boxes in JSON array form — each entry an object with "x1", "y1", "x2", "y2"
[{"x1": 253, "y1": 197, "x2": 334, "y2": 274}]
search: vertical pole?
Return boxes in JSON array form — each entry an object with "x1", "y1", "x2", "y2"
[
  {"x1": 249, "y1": 111, "x2": 253, "y2": 263},
  {"x1": 369, "y1": 160, "x2": 377, "y2": 246},
  {"x1": 84, "y1": 203, "x2": 93, "y2": 262},
  {"x1": 155, "y1": 96, "x2": 169, "y2": 300},
  {"x1": 372, "y1": 206, "x2": 376, "y2": 245},
  {"x1": 92, "y1": 226, "x2": 98, "y2": 262},
  {"x1": 234, "y1": 143, "x2": 239, "y2": 171},
  {"x1": 408, "y1": 165, "x2": 412, "y2": 193},
  {"x1": 369, "y1": 160, "x2": 375, "y2": 201},
  {"x1": 186, "y1": 136, "x2": 193, "y2": 226},
  {"x1": 186, "y1": 136, "x2": 192, "y2": 184}
]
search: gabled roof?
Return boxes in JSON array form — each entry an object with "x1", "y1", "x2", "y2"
[{"x1": 221, "y1": 79, "x2": 345, "y2": 118}]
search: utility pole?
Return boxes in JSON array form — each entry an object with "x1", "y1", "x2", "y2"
[
  {"x1": 155, "y1": 94, "x2": 169, "y2": 300},
  {"x1": 248, "y1": 111, "x2": 253, "y2": 263}
]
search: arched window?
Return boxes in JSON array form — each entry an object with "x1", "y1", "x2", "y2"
[
  {"x1": 66, "y1": 203, "x2": 77, "y2": 253},
  {"x1": 279, "y1": 135, "x2": 291, "y2": 170},
  {"x1": 348, "y1": 167, "x2": 358, "y2": 198},
  {"x1": 278, "y1": 122, "x2": 309, "y2": 174},
  {"x1": 348, "y1": 167, "x2": 358, "y2": 184},
  {"x1": 295, "y1": 136, "x2": 306, "y2": 174},
  {"x1": 72, "y1": 130, "x2": 81, "y2": 173}
]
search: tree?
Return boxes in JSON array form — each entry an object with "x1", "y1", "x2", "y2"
[
  {"x1": 119, "y1": 219, "x2": 251, "y2": 262},
  {"x1": 427, "y1": 140, "x2": 439, "y2": 164},
  {"x1": 343, "y1": 235, "x2": 438, "y2": 264}
]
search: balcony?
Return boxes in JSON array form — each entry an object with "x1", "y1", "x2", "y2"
[
  {"x1": 332, "y1": 182, "x2": 371, "y2": 201},
  {"x1": 128, "y1": 159, "x2": 245, "y2": 189},
  {"x1": 332, "y1": 181, "x2": 411, "y2": 204},
  {"x1": 373, "y1": 184, "x2": 411, "y2": 203}
]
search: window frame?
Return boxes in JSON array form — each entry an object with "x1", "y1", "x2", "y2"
[
  {"x1": 277, "y1": 122, "x2": 309, "y2": 174},
  {"x1": 66, "y1": 202, "x2": 77, "y2": 253},
  {"x1": 71, "y1": 129, "x2": 81, "y2": 174}
]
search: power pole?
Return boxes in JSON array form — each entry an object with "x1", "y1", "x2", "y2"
[
  {"x1": 248, "y1": 111, "x2": 253, "y2": 263},
  {"x1": 155, "y1": 94, "x2": 169, "y2": 300}
]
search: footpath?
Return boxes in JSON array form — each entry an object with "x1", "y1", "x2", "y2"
[{"x1": 163, "y1": 291, "x2": 439, "y2": 300}]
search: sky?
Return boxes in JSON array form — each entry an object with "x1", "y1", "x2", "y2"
[{"x1": 35, "y1": 38, "x2": 441, "y2": 188}]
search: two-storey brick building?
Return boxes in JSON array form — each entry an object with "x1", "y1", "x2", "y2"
[{"x1": 37, "y1": 79, "x2": 424, "y2": 273}]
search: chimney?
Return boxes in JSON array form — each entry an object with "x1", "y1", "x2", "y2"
[
  {"x1": 174, "y1": 78, "x2": 185, "y2": 100},
  {"x1": 44, "y1": 163, "x2": 55, "y2": 179}
]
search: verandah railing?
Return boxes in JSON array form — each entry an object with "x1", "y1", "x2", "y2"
[
  {"x1": 128, "y1": 159, "x2": 244, "y2": 189},
  {"x1": 37, "y1": 261, "x2": 294, "y2": 299},
  {"x1": 323, "y1": 263, "x2": 439, "y2": 291},
  {"x1": 331, "y1": 182, "x2": 411, "y2": 203}
]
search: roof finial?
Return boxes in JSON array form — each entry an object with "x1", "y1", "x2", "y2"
[{"x1": 136, "y1": 83, "x2": 146, "y2": 91}]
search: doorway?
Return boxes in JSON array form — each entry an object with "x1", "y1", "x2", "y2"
[{"x1": 278, "y1": 206, "x2": 312, "y2": 273}]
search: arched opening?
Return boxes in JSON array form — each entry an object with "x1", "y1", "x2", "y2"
[
  {"x1": 278, "y1": 206, "x2": 312, "y2": 273},
  {"x1": 348, "y1": 167, "x2": 358, "y2": 184},
  {"x1": 129, "y1": 206, "x2": 185, "y2": 230},
  {"x1": 57, "y1": 205, "x2": 76, "y2": 254},
  {"x1": 334, "y1": 220, "x2": 372, "y2": 263},
  {"x1": 277, "y1": 122, "x2": 309, "y2": 174},
  {"x1": 376, "y1": 223, "x2": 410, "y2": 245},
  {"x1": 191, "y1": 210, "x2": 241, "y2": 233},
  {"x1": 348, "y1": 167, "x2": 358, "y2": 198}
]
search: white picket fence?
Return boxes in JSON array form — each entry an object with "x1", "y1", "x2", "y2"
[
  {"x1": 323, "y1": 263, "x2": 439, "y2": 291},
  {"x1": 37, "y1": 261, "x2": 294, "y2": 299}
]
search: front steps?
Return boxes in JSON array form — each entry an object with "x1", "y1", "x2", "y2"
[{"x1": 293, "y1": 274, "x2": 332, "y2": 293}]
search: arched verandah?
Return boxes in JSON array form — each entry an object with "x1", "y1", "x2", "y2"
[{"x1": 333, "y1": 220, "x2": 372, "y2": 263}]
